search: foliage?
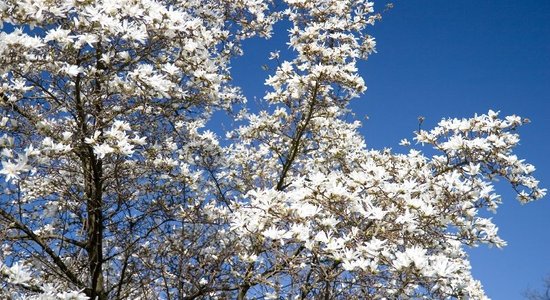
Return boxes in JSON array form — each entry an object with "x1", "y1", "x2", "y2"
[
  {"x1": 0, "y1": 0, "x2": 545, "y2": 299},
  {"x1": 525, "y1": 276, "x2": 550, "y2": 300}
]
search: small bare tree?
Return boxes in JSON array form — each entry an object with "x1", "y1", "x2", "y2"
[{"x1": 526, "y1": 276, "x2": 550, "y2": 300}]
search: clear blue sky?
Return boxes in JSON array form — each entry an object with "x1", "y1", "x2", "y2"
[{"x1": 232, "y1": 1, "x2": 550, "y2": 298}]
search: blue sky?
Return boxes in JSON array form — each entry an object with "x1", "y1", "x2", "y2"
[{"x1": 232, "y1": 1, "x2": 550, "y2": 298}]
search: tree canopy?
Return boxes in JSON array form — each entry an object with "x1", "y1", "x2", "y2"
[{"x1": 0, "y1": 0, "x2": 545, "y2": 299}]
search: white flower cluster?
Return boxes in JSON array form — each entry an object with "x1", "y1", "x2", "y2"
[
  {"x1": 229, "y1": 106, "x2": 545, "y2": 298},
  {"x1": 0, "y1": 262, "x2": 87, "y2": 299},
  {"x1": 84, "y1": 120, "x2": 146, "y2": 159}
]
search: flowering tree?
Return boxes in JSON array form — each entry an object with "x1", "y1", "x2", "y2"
[{"x1": 0, "y1": 0, "x2": 545, "y2": 299}]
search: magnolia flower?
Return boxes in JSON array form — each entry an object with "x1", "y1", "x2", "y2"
[
  {"x1": 61, "y1": 64, "x2": 83, "y2": 77},
  {"x1": 430, "y1": 255, "x2": 460, "y2": 278},
  {"x1": 0, "y1": 160, "x2": 21, "y2": 182},
  {"x1": 93, "y1": 143, "x2": 114, "y2": 159},
  {"x1": 56, "y1": 291, "x2": 89, "y2": 300},
  {"x1": 8, "y1": 263, "x2": 32, "y2": 285},
  {"x1": 399, "y1": 138, "x2": 410, "y2": 146},
  {"x1": 262, "y1": 226, "x2": 283, "y2": 240},
  {"x1": 393, "y1": 246, "x2": 428, "y2": 270},
  {"x1": 295, "y1": 202, "x2": 321, "y2": 218}
]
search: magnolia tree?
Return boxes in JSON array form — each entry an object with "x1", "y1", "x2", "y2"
[{"x1": 0, "y1": 0, "x2": 545, "y2": 299}]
